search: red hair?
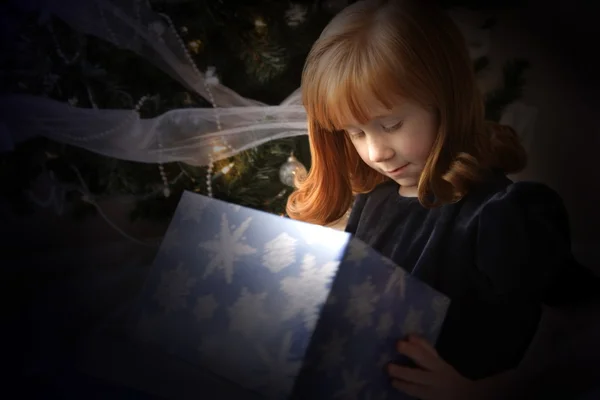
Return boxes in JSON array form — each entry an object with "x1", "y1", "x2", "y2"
[{"x1": 287, "y1": 0, "x2": 526, "y2": 225}]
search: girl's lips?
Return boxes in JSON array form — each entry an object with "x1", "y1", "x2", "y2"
[{"x1": 386, "y1": 164, "x2": 409, "y2": 176}]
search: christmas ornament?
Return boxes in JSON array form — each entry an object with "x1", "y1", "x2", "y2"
[
  {"x1": 187, "y1": 39, "x2": 203, "y2": 54},
  {"x1": 279, "y1": 152, "x2": 307, "y2": 188}
]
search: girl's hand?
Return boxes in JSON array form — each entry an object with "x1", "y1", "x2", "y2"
[{"x1": 387, "y1": 335, "x2": 477, "y2": 400}]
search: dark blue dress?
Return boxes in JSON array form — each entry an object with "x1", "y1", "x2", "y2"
[{"x1": 345, "y1": 170, "x2": 598, "y2": 379}]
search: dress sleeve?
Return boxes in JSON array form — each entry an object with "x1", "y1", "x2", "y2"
[
  {"x1": 344, "y1": 194, "x2": 367, "y2": 235},
  {"x1": 475, "y1": 182, "x2": 579, "y2": 303}
]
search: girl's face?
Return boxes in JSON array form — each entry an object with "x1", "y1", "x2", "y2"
[{"x1": 342, "y1": 98, "x2": 438, "y2": 197}]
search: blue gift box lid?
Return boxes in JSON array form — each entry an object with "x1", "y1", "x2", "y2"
[{"x1": 128, "y1": 191, "x2": 450, "y2": 399}]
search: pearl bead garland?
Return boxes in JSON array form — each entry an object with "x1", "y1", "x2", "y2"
[
  {"x1": 51, "y1": 1, "x2": 236, "y2": 200},
  {"x1": 153, "y1": 12, "x2": 234, "y2": 198}
]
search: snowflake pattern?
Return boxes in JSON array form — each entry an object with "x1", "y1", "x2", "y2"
[
  {"x1": 198, "y1": 214, "x2": 257, "y2": 284},
  {"x1": 344, "y1": 277, "x2": 380, "y2": 332},
  {"x1": 318, "y1": 330, "x2": 347, "y2": 373},
  {"x1": 383, "y1": 267, "x2": 406, "y2": 299},
  {"x1": 334, "y1": 367, "x2": 368, "y2": 400},
  {"x1": 193, "y1": 294, "x2": 219, "y2": 321},
  {"x1": 251, "y1": 331, "x2": 303, "y2": 399},
  {"x1": 280, "y1": 254, "x2": 339, "y2": 330},
  {"x1": 153, "y1": 263, "x2": 197, "y2": 313},
  {"x1": 380, "y1": 255, "x2": 399, "y2": 270},
  {"x1": 262, "y1": 232, "x2": 297, "y2": 273},
  {"x1": 376, "y1": 311, "x2": 394, "y2": 338},
  {"x1": 402, "y1": 307, "x2": 424, "y2": 335},
  {"x1": 346, "y1": 239, "x2": 369, "y2": 264},
  {"x1": 228, "y1": 287, "x2": 269, "y2": 337}
]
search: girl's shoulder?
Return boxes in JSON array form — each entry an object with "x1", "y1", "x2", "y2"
[
  {"x1": 463, "y1": 171, "x2": 569, "y2": 231},
  {"x1": 463, "y1": 172, "x2": 587, "y2": 301}
]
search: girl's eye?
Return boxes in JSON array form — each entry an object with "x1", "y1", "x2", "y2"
[
  {"x1": 347, "y1": 130, "x2": 364, "y2": 139},
  {"x1": 383, "y1": 121, "x2": 403, "y2": 132}
]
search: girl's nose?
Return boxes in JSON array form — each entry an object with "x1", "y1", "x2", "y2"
[{"x1": 367, "y1": 136, "x2": 395, "y2": 163}]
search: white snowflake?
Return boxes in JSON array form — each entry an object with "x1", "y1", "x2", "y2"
[
  {"x1": 345, "y1": 239, "x2": 369, "y2": 264},
  {"x1": 380, "y1": 255, "x2": 398, "y2": 269},
  {"x1": 229, "y1": 204, "x2": 242, "y2": 212},
  {"x1": 153, "y1": 263, "x2": 197, "y2": 313},
  {"x1": 262, "y1": 232, "x2": 297, "y2": 273},
  {"x1": 161, "y1": 227, "x2": 180, "y2": 252},
  {"x1": 285, "y1": 3, "x2": 307, "y2": 27},
  {"x1": 383, "y1": 266, "x2": 406, "y2": 299},
  {"x1": 344, "y1": 277, "x2": 380, "y2": 332},
  {"x1": 280, "y1": 254, "x2": 339, "y2": 330},
  {"x1": 318, "y1": 330, "x2": 347, "y2": 373},
  {"x1": 296, "y1": 223, "x2": 349, "y2": 249},
  {"x1": 178, "y1": 195, "x2": 209, "y2": 223},
  {"x1": 198, "y1": 214, "x2": 257, "y2": 284},
  {"x1": 376, "y1": 311, "x2": 394, "y2": 338},
  {"x1": 430, "y1": 295, "x2": 450, "y2": 334},
  {"x1": 228, "y1": 287, "x2": 269, "y2": 337},
  {"x1": 251, "y1": 331, "x2": 302, "y2": 399},
  {"x1": 193, "y1": 294, "x2": 219, "y2": 321},
  {"x1": 402, "y1": 307, "x2": 424, "y2": 335},
  {"x1": 334, "y1": 367, "x2": 368, "y2": 400}
]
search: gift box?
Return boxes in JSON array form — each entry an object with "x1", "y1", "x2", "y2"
[{"x1": 127, "y1": 190, "x2": 450, "y2": 399}]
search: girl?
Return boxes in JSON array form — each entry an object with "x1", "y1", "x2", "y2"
[{"x1": 286, "y1": 0, "x2": 598, "y2": 398}]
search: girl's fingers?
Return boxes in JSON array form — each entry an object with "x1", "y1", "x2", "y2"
[
  {"x1": 409, "y1": 334, "x2": 440, "y2": 357},
  {"x1": 387, "y1": 363, "x2": 433, "y2": 385},
  {"x1": 397, "y1": 339, "x2": 443, "y2": 371}
]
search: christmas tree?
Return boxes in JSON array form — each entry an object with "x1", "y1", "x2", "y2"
[{"x1": 0, "y1": 0, "x2": 529, "y2": 223}]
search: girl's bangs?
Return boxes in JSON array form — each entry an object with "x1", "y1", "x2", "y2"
[{"x1": 305, "y1": 48, "x2": 400, "y2": 133}]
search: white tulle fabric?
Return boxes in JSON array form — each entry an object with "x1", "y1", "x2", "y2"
[{"x1": 0, "y1": 0, "x2": 537, "y2": 167}]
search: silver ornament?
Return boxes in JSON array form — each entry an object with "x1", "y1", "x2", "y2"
[{"x1": 279, "y1": 153, "x2": 308, "y2": 188}]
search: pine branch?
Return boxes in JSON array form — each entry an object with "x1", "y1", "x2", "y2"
[{"x1": 239, "y1": 31, "x2": 289, "y2": 84}]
